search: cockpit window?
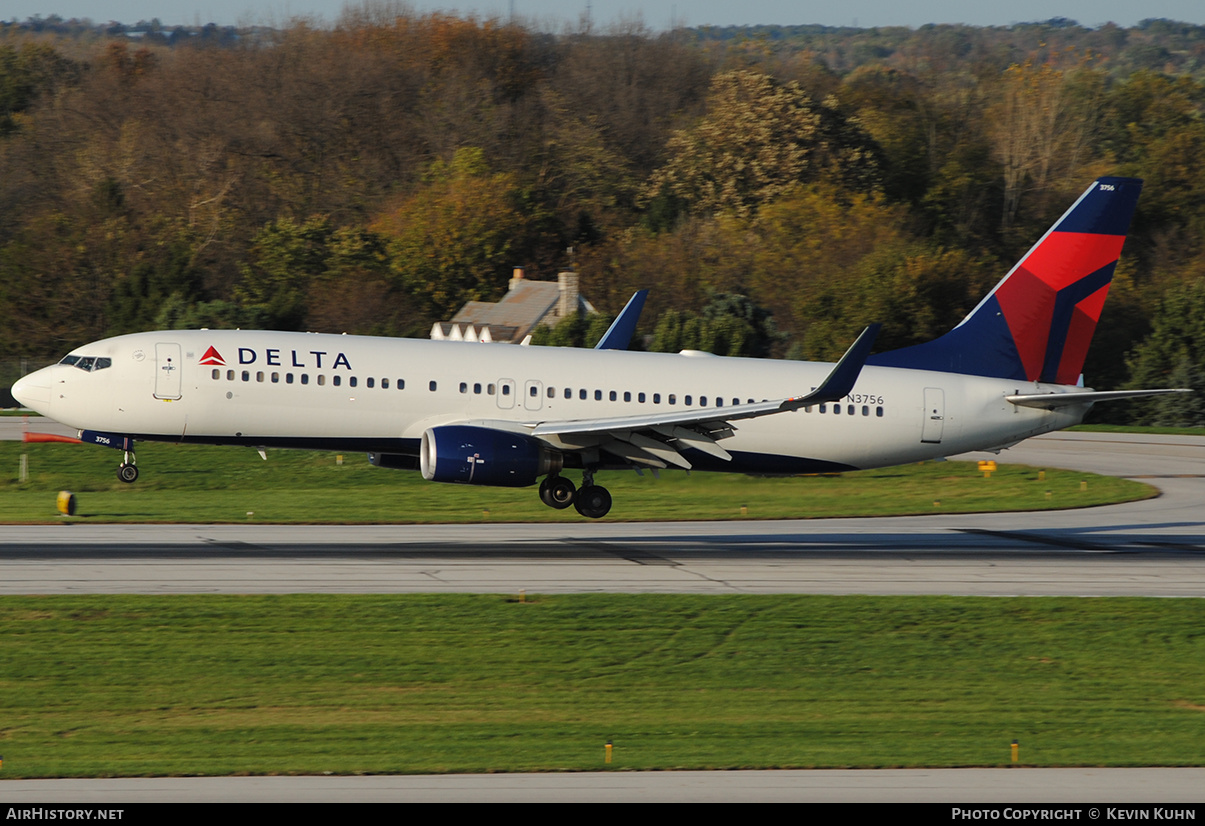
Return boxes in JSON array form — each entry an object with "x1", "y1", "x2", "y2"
[{"x1": 60, "y1": 355, "x2": 111, "y2": 372}]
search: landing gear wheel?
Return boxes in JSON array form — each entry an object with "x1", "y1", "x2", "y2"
[
  {"x1": 117, "y1": 463, "x2": 139, "y2": 484},
  {"x1": 574, "y1": 485, "x2": 612, "y2": 519},
  {"x1": 539, "y1": 476, "x2": 577, "y2": 509}
]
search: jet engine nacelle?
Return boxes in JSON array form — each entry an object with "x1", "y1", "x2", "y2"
[{"x1": 420, "y1": 425, "x2": 562, "y2": 487}]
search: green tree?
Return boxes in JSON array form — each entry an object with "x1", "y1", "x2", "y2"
[
  {"x1": 235, "y1": 217, "x2": 337, "y2": 329},
  {"x1": 796, "y1": 245, "x2": 995, "y2": 360},
  {"x1": 650, "y1": 292, "x2": 783, "y2": 357},
  {"x1": 1125, "y1": 277, "x2": 1205, "y2": 426},
  {"x1": 374, "y1": 147, "x2": 530, "y2": 319},
  {"x1": 528, "y1": 310, "x2": 614, "y2": 348}
]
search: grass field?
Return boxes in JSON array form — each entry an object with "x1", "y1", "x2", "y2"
[
  {"x1": 0, "y1": 441, "x2": 1155, "y2": 523},
  {"x1": 0, "y1": 594, "x2": 1202, "y2": 777}
]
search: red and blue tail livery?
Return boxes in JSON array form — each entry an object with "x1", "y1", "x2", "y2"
[{"x1": 869, "y1": 177, "x2": 1143, "y2": 384}]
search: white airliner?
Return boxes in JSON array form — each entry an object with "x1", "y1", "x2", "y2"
[{"x1": 12, "y1": 177, "x2": 1187, "y2": 518}]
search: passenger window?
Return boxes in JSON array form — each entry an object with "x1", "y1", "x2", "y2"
[
  {"x1": 862, "y1": 406, "x2": 869, "y2": 416},
  {"x1": 272, "y1": 372, "x2": 280, "y2": 383},
  {"x1": 653, "y1": 393, "x2": 661, "y2": 404},
  {"x1": 848, "y1": 405, "x2": 855, "y2": 415},
  {"x1": 367, "y1": 378, "x2": 375, "y2": 389},
  {"x1": 286, "y1": 373, "x2": 294, "y2": 384},
  {"x1": 301, "y1": 374, "x2": 309, "y2": 385},
  {"x1": 530, "y1": 386, "x2": 538, "y2": 397},
  {"x1": 579, "y1": 389, "x2": 586, "y2": 400},
  {"x1": 399, "y1": 379, "x2": 406, "y2": 390},
  {"x1": 501, "y1": 384, "x2": 509, "y2": 395},
  {"x1": 257, "y1": 371, "x2": 265, "y2": 383},
  {"x1": 700, "y1": 396, "x2": 707, "y2": 406},
  {"x1": 227, "y1": 370, "x2": 235, "y2": 381},
  {"x1": 242, "y1": 370, "x2": 250, "y2": 382},
  {"x1": 669, "y1": 394, "x2": 676, "y2": 405},
  {"x1": 350, "y1": 377, "x2": 358, "y2": 388},
  {"x1": 685, "y1": 395, "x2": 692, "y2": 406},
  {"x1": 547, "y1": 387, "x2": 555, "y2": 398},
  {"x1": 487, "y1": 383, "x2": 494, "y2": 394},
  {"x1": 431, "y1": 381, "x2": 438, "y2": 392},
  {"x1": 317, "y1": 375, "x2": 325, "y2": 386},
  {"x1": 594, "y1": 390, "x2": 602, "y2": 400},
  {"x1": 474, "y1": 383, "x2": 482, "y2": 394},
  {"x1": 333, "y1": 375, "x2": 341, "y2": 387},
  {"x1": 638, "y1": 392, "x2": 646, "y2": 403},
  {"x1": 716, "y1": 398, "x2": 723, "y2": 407},
  {"x1": 876, "y1": 406, "x2": 884, "y2": 417},
  {"x1": 609, "y1": 391, "x2": 617, "y2": 401},
  {"x1": 382, "y1": 379, "x2": 390, "y2": 389},
  {"x1": 819, "y1": 404, "x2": 826, "y2": 413},
  {"x1": 212, "y1": 369, "x2": 220, "y2": 380},
  {"x1": 564, "y1": 388, "x2": 571, "y2": 399},
  {"x1": 624, "y1": 391, "x2": 631, "y2": 402}
]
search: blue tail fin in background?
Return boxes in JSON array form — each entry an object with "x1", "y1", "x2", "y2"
[{"x1": 867, "y1": 177, "x2": 1143, "y2": 383}]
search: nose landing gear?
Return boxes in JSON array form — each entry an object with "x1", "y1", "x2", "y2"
[{"x1": 117, "y1": 447, "x2": 138, "y2": 483}]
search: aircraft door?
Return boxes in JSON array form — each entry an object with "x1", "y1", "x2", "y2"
[
  {"x1": 154, "y1": 343, "x2": 182, "y2": 400},
  {"x1": 524, "y1": 380, "x2": 543, "y2": 411},
  {"x1": 921, "y1": 387, "x2": 944, "y2": 443},
  {"x1": 496, "y1": 378, "x2": 516, "y2": 409}
]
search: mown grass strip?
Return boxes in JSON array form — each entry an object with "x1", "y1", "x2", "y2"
[
  {"x1": 0, "y1": 443, "x2": 1154, "y2": 523},
  {"x1": 0, "y1": 594, "x2": 1202, "y2": 777}
]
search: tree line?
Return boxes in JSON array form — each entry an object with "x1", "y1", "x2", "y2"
[{"x1": 1, "y1": 10, "x2": 1203, "y2": 424}]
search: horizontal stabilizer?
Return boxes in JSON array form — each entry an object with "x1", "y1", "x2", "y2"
[{"x1": 1006, "y1": 388, "x2": 1192, "y2": 410}]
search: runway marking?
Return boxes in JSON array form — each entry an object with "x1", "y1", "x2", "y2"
[
  {"x1": 958, "y1": 528, "x2": 1109, "y2": 551},
  {"x1": 1137, "y1": 540, "x2": 1205, "y2": 554},
  {"x1": 1036, "y1": 436, "x2": 1205, "y2": 449},
  {"x1": 564, "y1": 539, "x2": 679, "y2": 566}
]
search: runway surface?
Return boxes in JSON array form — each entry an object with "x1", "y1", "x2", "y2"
[
  {"x1": 3, "y1": 768, "x2": 1204, "y2": 803},
  {"x1": 1, "y1": 430, "x2": 1203, "y2": 596}
]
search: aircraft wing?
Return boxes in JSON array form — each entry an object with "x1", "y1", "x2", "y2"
[{"x1": 526, "y1": 324, "x2": 881, "y2": 469}]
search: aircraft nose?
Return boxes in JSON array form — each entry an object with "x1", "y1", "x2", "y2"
[{"x1": 11, "y1": 369, "x2": 52, "y2": 414}]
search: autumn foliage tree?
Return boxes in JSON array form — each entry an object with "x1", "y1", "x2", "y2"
[
  {"x1": 372, "y1": 147, "x2": 531, "y2": 318},
  {"x1": 643, "y1": 69, "x2": 881, "y2": 220}
]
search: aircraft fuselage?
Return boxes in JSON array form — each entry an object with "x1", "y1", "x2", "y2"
[{"x1": 17, "y1": 328, "x2": 1085, "y2": 475}]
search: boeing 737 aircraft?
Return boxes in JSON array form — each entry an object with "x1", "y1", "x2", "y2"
[{"x1": 12, "y1": 177, "x2": 1187, "y2": 518}]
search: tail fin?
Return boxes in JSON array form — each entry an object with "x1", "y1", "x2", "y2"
[{"x1": 868, "y1": 177, "x2": 1143, "y2": 383}]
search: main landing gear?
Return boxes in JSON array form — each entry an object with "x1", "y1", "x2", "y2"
[
  {"x1": 538, "y1": 469, "x2": 612, "y2": 519},
  {"x1": 117, "y1": 447, "x2": 139, "y2": 483}
]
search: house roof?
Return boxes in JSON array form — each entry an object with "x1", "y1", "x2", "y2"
[{"x1": 450, "y1": 280, "x2": 561, "y2": 331}]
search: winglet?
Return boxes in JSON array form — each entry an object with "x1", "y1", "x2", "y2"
[
  {"x1": 783, "y1": 324, "x2": 881, "y2": 410},
  {"x1": 594, "y1": 290, "x2": 648, "y2": 351}
]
